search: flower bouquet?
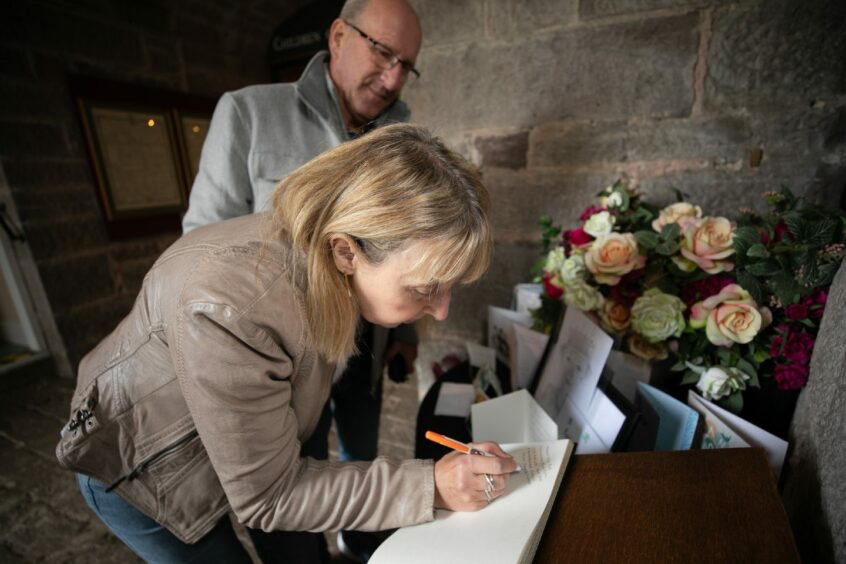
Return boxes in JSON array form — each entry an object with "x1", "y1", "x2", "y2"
[{"x1": 532, "y1": 179, "x2": 845, "y2": 417}]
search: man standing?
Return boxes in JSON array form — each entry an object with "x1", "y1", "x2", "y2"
[{"x1": 182, "y1": 0, "x2": 422, "y2": 561}]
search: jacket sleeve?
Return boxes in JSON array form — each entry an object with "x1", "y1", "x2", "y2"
[
  {"x1": 182, "y1": 92, "x2": 254, "y2": 233},
  {"x1": 170, "y1": 297, "x2": 435, "y2": 533}
]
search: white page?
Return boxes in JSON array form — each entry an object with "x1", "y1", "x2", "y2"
[
  {"x1": 434, "y1": 383, "x2": 476, "y2": 417},
  {"x1": 687, "y1": 391, "x2": 750, "y2": 449},
  {"x1": 512, "y1": 283, "x2": 543, "y2": 316},
  {"x1": 370, "y1": 440, "x2": 575, "y2": 564},
  {"x1": 555, "y1": 396, "x2": 609, "y2": 453},
  {"x1": 584, "y1": 388, "x2": 627, "y2": 449},
  {"x1": 472, "y1": 390, "x2": 558, "y2": 444},
  {"x1": 690, "y1": 392, "x2": 788, "y2": 478},
  {"x1": 465, "y1": 341, "x2": 496, "y2": 372},
  {"x1": 488, "y1": 306, "x2": 532, "y2": 363},
  {"x1": 511, "y1": 323, "x2": 549, "y2": 390},
  {"x1": 535, "y1": 308, "x2": 614, "y2": 419}
]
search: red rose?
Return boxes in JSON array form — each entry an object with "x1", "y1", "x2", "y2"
[
  {"x1": 563, "y1": 226, "x2": 594, "y2": 247},
  {"x1": 774, "y1": 221, "x2": 795, "y2": 242},
  {"x1": 542, "y1": 272, "x2": 564, "y2": 300},
  {"x1": 774, "y1": 363, "x2": 809, "y2": 390},
  {"x1": 579, "y1": 205, "x2": 605, "y2": 221}
]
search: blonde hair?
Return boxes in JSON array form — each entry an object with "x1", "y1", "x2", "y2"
[{"x1": 268, "y1": 123, "x2": 491, "y2": 363}]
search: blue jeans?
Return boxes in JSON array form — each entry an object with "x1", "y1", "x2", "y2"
[
  {"x1": 76, "y1": 473, "x2": 251, "y2": 563},
  {"x1": 77, "y1": 474, "x2": 328, "y2": 563}
]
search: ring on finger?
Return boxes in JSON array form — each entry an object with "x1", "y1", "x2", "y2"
[
  {"x1": 484, "y1": 489, "x2": 492, "y2": 503},
  {"x1": 484, "y1": 473, "x2": 495, "y2": 492}
]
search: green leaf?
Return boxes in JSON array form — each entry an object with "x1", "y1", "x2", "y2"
[
  {"x1": 746, "y1": 244, "x2": 771, "y2": 258},
  {"x1": 680, "y1": 370, "x2": 701, "y2": 385},
  {"x1": 745, "y1": 260, "x2": 782, "y2": 276},
  {"x1": 782, "y1": 212, "x2": 804, "y2": 241},
  {"x1": 655, "y1": 240, "x2": 679, "y2": 256},
  {"x1": 736, "y1": 271, "x2": 763, "y2": 305},
  {"x1": 802, "y1": 218, "x2": 838, "y2": 247},
  {"x1": 635, "y1": 230, "x2": 660, "y2": 249},
  {"x1": 769, "y1": 271, "x2": 802, "y2": 306},
  {"x1": 718, "y1": 391, "x2": 744, "y2": 414},
  {"x1": 660, "y1": 223, "x2": 681, "y2": 241},
  {"x1": 736, "y1": 357, "x2": 757, "y2": 378},
  {"x1": 733, "y1": 226, "x2": 761, "y2": 257}
]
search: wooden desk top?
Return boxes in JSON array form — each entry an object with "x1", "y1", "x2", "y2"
[{"x1": 536, "y1": 448, "x2": 800, "y2": 563}]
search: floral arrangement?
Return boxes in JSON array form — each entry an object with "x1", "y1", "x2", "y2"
[{"x1": 533, "y1": 179, "x2": 845, "y2": 413}]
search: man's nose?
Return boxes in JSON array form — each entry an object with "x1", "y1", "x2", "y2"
[{"x1": 380, "y1": 64, "x2": 406, "y2": 92}]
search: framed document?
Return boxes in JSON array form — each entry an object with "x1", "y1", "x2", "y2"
[
  {"x1": 81, "y1": 104, "x2": 185, "y2": 219},
  {"x1": 174, "y1": 111, "x2": 212, "y2": 190},
  {"x1": 69, "y1": 75, "x2": 215, "y2": 239}
]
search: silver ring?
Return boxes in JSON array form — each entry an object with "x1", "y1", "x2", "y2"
[
  {"x1": 484, "y1": 473, "x2": 495, "y2": 492},
  {"x1": 484, "y1": 489, "x2": 492, "y2": 503}
]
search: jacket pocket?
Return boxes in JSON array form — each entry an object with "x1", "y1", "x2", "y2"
[{"x1": 106, "y1": 430, "x2": 199, "y2": 492}]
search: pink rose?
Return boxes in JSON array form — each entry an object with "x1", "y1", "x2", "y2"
[
  {"x1": 678, "y1": 216, "x2": 736, "y2": 274},
  {"x1": 599, "y1": 300, "x2": 631, "y2": 333},
  {"x1": 689, "y1": 284, "x2": 772, "y2": 346},
  {"x1": 584, "y1": 233, "x2": 646, "y2": 285},
  {"x1": 651, "y1": 202, "x2": 702, "y2": 232},
  {"x1": 774, "y1": 363, "x2": 809, "y2": 390}
]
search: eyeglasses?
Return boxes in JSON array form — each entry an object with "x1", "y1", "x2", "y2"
[{"x1": 343, "y1": 20, "x2": 420, "y2": 80}]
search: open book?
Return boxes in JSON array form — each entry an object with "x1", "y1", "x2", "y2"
[{"x1": 370, "y1": 439, "x2": 574, "y2": 564}]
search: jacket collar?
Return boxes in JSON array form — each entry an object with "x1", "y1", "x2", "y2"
[{"x1": 295, "y1": 51, "x2": 410, "y2": 138}]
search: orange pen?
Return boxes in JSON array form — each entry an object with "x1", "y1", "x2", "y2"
[{"x1": 424, "y1": 431, "x2": 493, "y2": 457}]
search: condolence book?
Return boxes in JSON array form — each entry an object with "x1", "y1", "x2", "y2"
[{"x1": 370, "y1": 439, "x2": 574, "y2": 564}]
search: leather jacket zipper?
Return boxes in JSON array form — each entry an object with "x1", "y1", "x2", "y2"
[{"x1": 106, "y1": 430, "x2": 199, "y2": 492}]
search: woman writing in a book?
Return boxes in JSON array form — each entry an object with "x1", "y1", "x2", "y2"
[{"x1": 57, "y1": 124, "x2": 518, "y2": 563}]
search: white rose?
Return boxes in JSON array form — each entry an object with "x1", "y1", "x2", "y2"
[
  {"x1": 560, "y1": 254, "x2": 586, "y2": 283},
  {"x1": 583, "y1": 211, "x2": 616, "y2": 237},
  {"x1": 695, "y1": 366, "x2": 750, "y2": 401},
  {"x1": 545, "y1": 247, "x2": 566, "y2": 273}
]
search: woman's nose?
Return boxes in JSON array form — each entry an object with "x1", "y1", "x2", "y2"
[{"x1": 428, "y1": 290, "x2": 451, "y2": 321}]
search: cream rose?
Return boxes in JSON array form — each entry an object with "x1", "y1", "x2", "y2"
[
  {"x1": 545, "y1": 247, "x2": 566, "y2": 274},
  {"x1": 583, "y1": 211, "x2": 616, "y2": 237},
  {"x1": 584, "y1": 233, "x2": 646, "y2": 285},
  {"x1": 689, "y1": 284, "x2": 772, "y2": 346},
  {"x1": 630, "y1": 288, "x2": 686, "y2": 343},
  {"x1": 599, "y1": 300, "x2": 631, "y2": 333},
  {"x1": 696, "y1": 366, "x2": 751, "y2": 401},
  {"x1": 651, "y1": 202, "x2": 702, "y2": 233},
  {"x1": 563, "y1": 279, "x2": 605, "y2": 312},
  {"x1": 678, "y1": 216, "x2": 735, "y2": 274}
]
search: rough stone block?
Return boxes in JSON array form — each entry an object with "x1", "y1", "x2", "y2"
[
  {"x1": 38, "y1": 253, "x2": 114, "y2": 311},
  {"x1": 408, "y1": 0, "x2": 486, "y2": 45},
  {"x1": 23, "y1": 214, "x2": 108, "y2": 260},
  {"x1": 706, "y1": 0, "x2": 846, "y2": 113},
  {"x1": 475, "y1": 130, "x2": 529, "y2": 169},
  {"x1": 0, "y1": 45, "x2": 32, "y2": 80},
  {"x1": 15, "y1": 2, "x2": 145, "y2": 67},
  {"x1": 0, "y1": 121, "x2": 68, "y2": 157},
  {"x1": 2, "y1": 158, "x2": 92, "y2": 188},
  {"x1": 580, "y1": 0, "x2": 720, "y2": 19},
  {"x1": 488, "y1": 0, "x2": 578, "y2": 37},
  {"x1": 484, "y1": 169, "x2": 614, "y2": 241},
  {"x1": 531, "y1": 116, "x2": 751, "y2": 167},
  {"x1": 111, "y1": 0, "x2": 174, "y2": 34},
  {"x1": 405, "y1": 13, "x2": 698, "y2": 133},
  {"x1": 10, "y1": 184, "x2": 99, "y2": 222}
]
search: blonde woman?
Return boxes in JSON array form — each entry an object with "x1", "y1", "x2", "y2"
[{"x1": 57, "y1": 124, "x2": 516, "y2": 563}]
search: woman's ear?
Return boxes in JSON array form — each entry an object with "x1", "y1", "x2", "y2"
[{"x1": 329, "y1": 234, "x2": 357, "y2": 275}]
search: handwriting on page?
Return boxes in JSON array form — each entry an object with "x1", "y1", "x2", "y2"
[{"x1": 516, "y1": 445, "x2": 552, "y2": 485}]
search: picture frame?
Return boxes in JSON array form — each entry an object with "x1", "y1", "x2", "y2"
[{"x1": 69, "y1": 75, "x2": 216, "y2": 239}]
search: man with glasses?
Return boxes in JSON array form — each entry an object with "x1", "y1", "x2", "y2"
[{"x1": 182, "y1": 0, "x2": 422, "y2": 561}]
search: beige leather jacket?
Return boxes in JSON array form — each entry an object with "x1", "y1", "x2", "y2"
[{"x1": 56, "y1": 213, "x2": 434, "y2": 544}]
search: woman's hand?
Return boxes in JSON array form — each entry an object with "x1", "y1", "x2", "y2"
[{"x1": 433, "y1": 442, "x2": 518, "y2": 512}]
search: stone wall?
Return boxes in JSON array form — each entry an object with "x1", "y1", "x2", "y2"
[
  {"x1": 403, "y1": 0, "x2": 846, "y2": 341},
  {"x1": 0, "y1": 0, "x2": 307, "y2": 369}
]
